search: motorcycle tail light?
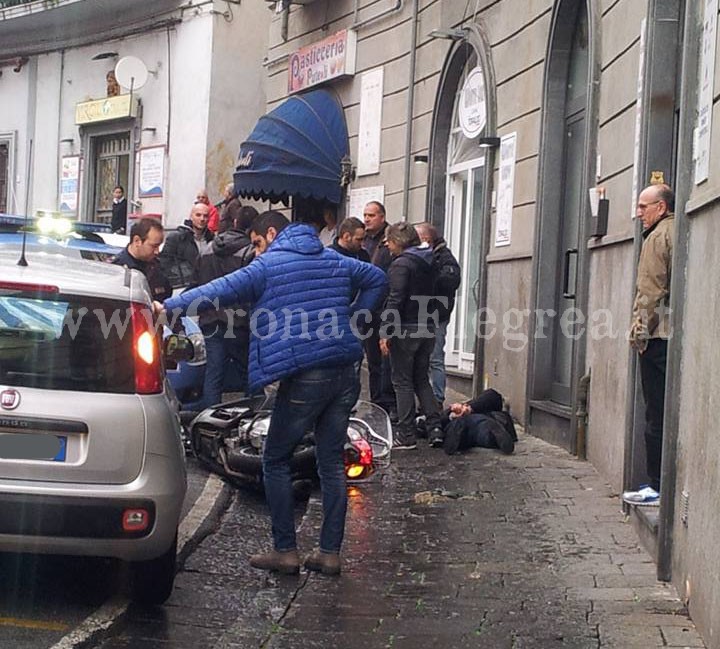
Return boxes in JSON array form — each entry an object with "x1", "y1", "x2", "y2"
[
  {"x1": 346, "y1": 464, "x2": 366, "y2": 479},
  {"x1": 344, "y1": 437, "x2": 374, "y2": 479},
  {"x1": 354, "y1": 438, "x2": 373, "y2": 466}
]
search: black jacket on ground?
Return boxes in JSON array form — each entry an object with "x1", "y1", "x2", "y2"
[
  {"x1": 112, "y1": 247, "x2": 172, "y2": 302},
  {"x1": 381, "y1": 244, "x2": 435, "y2": 335},
  {"x1": 432, "y1": 238, "x2": 461, "y2": 323},
  {"x1": 192, "y1": 228, "x2": 254, "y2": 329}
]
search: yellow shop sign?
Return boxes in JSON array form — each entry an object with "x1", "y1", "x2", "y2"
[{"x1": 75, "y1": 94, "x2": 138, "y2": 125}]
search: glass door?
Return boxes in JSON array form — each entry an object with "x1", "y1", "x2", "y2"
[{"x1": 446, "y1": 159, "x2": 485, "y2": 373}]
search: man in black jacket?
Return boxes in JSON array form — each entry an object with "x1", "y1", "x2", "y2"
[
  {"x1": 441, "y1": 388, "x2": 517, "y2": 456},
  {"x1": 112, "y1": 217, "x2": 172, "y2": 301},
  {"x1": 361, "y1": 201, "x2": 395, "y2": 416},
  {"x1": 379, "y1": 223, "x2": 443, "y2": 450},
  {"x1": 331, "y1": 217, "x2": 371, "y2": 262},
  {"x1": 160, "y1": 202, "x2": 214, "y2": 285},
  {"x1": 193, "y1": 205, "x2": 258, "y2": 406},
  {"x1": 415, "y1": 222, "x2": 461, "y2": 404}
]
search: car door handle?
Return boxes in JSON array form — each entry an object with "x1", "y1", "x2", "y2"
[{"x1": 562, "y1": 248, "x2": 578, "y2": 299}]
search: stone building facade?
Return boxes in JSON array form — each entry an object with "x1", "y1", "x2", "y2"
[{"x1": 249, "y1": 1, "x2": 719, "y2": 644}]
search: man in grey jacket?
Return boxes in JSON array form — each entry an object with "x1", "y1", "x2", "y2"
[{"x1": 623, "y1": 184, "x2": 674, "y2": 506}]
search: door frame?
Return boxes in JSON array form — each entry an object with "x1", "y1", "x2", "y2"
[
  {"x1": 445, "y1": 158, "x2": 486, "y2": 373},
  {"x1": 426, "y1": 22, "x2": 497, "y2": 395},
  {"x1": 79, "y1": 118, "x2": 136, "y2": 222},
  {"x1": 526, "y1": 0, "x2": 601, "y2": 450},
  {"x1": 0, "y1": 131, "x2": 17, "y2": 214}
]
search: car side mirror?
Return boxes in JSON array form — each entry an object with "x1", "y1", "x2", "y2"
[{"x1": 163, "y1": 334, "x2": 195, "y2": 363}]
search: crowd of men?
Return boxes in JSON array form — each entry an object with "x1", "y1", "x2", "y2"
[{"x1": 113, "y1": 188, "x2": 520, "y2": 576}]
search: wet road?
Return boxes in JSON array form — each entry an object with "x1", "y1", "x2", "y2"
[{"x1": 0, "y1": 458, "x2": 227, "y2": 649}]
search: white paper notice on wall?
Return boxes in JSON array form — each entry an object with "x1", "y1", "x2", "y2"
[
  {"x1": 695, "y1": 0, "x2": 718, "y2": 184},
  {"x1": 347, "y1": 185, "x2": 385, "y2": 221},
  {"x1": 357, "y1": 67, "x2": 384, "y2": 177},
  {"x1": 631, "y1": 18, "x2": 647, "y2": 219},
  {"x1": 494, "y1": 133, "x2": 516, "y2": 248}
]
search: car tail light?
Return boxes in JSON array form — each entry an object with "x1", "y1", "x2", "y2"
[
  {"x1": 0, "y1": 281, "x2": 59, "y2": 293},
  {"x1": 131, "y1": 302, "x2": 162, "y2": 394},
  {"x1": 122, "y1": 508, "x2": 150, "y2": 532}
]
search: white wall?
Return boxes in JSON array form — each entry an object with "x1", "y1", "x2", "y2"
[
  {"x1": 166, "y1": 15, "x2": 214, "y2": 225},
  {"x1": 33, "y1": 53, "x2": 62, "y2": 211},
  {"x1": 204, "y1": 0, "x2": 270, "y2": 206},
  {"x1": 0, "y1": 61, "x2": 31, "y2": 215}
]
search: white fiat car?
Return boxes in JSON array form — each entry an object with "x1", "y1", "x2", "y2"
[{"x1": 0, "y1": 249, "x2": 188, "y2": 605}]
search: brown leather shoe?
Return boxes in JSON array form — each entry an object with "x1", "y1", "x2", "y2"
[
  {"x1": 249, "y1": 549, "x2": 300, "y2": 574},
  {"x1": 304, "y1": 550, "x2": 341, "y2": 576}
]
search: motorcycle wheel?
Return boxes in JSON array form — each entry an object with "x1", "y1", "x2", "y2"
[{"x1": 227, "y1": 445, "x2": 317, "y2": 478}]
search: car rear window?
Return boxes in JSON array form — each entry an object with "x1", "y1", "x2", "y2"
[{"x1": 0, "y1": 290, "x2": 136, "y2": 393}]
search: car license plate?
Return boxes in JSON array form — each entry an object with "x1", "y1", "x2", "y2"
[{"x1": 0, "y1": 433, "x2": 67, "y2": 462}]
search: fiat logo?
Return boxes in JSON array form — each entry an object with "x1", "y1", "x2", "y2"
[{"x1": 0, "y1": 389, "x2": 20, "y2": 410}]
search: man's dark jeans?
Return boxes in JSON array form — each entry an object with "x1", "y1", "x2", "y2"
[
  {"x1": 389, "y1": 333, "x2": 441, "y2": 434},
  {"x1": 263, "y1": 364, "x2": 360, "y2": 553},
  {"x1": 363, "y1": 320, "x2": 395, "y2": 411},
  {"x1": 639, "y1": 338, "x2": 667, "y2": 492},
  {"x1": 201, "y1": 323, "x2": 250, "y2": 409}
]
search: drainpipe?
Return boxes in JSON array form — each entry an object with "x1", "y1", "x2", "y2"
[
  {"x1": 352, "y1": 0, "x2": 403, "y2": 32},
  {"x1": 575, "y1": 370, "x2": 591, "y2": 460},
  {"x1": 401, "y1": 0, "x2": 418, "y2": 220}
]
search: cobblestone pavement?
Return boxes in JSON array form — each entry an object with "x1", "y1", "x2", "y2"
[
  {"x1": 100, "y1": 384, "x2": 706, "y2": 648},
  {"x1": 253, "y1": 433, "x2": 704, "y2": 648}
]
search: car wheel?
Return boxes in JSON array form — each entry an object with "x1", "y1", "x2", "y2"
[{"x1": 130, "y1": 533, "x2": 177, "y2": 606}]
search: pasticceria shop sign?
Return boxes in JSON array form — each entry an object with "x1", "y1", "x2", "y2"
[
  {"x1": 75, "y1": 94, "x2": 139, "y2": 125},
  {"x1": 288, "y1": 29, "x2": 357, "y2": 94}
]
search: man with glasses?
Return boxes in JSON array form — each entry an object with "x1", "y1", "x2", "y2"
[{"x1": 623, "y1": 184, "x2": 675, "y2": 507}]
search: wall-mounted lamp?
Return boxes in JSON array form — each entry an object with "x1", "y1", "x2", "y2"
[
  {"x1": 428, "y1": 27, "x2": 467, "y2": 41},
  {"x1": 340, "y1": 155, "x2": 355, "y2": 187},
  {"x1": 92, "y1": 51, "x2": 118, "y2": 61},
  {"x1": 413, "y1": 154, "x2": 429, "y2": 164},
  {"x1": 478, "y1": 137, "x2": 501, "y2": 149}
]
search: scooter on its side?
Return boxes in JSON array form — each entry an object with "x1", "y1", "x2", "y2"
[{"x1": 183, "y1": 395, "x2": 392, "y2": 486}]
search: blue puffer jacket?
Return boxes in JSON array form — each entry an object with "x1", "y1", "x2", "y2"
[{"x1": 163, "y1": 223, "x2": 387, "y2": 392}]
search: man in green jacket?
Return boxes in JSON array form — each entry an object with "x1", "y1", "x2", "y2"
[{"x1": 623, "y1": 184, "x2": 674, "y2": 507}]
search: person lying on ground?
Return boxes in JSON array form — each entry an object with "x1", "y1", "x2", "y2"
[{"x1": 440, "y1": 388, "x2": 518, "y2": 455}]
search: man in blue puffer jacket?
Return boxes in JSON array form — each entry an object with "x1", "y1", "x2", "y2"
[{"x1": 159, "y1": 210, "x2": 387, "y2": 576}]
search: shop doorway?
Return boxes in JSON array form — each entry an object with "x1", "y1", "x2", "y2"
[
  {"x1": 426, "y1": 26, "x2": 496, "y2": 389},
  {"x1": 90, "y1": 132, "x2": 130, "y2": 225},
  {"x1": 445, "y1": 162, "x2": 485, "y2": 373}
]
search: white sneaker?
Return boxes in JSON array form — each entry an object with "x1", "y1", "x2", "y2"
[{"x1": 622, "y1": 485, "x2": 659, "y2": 506}]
